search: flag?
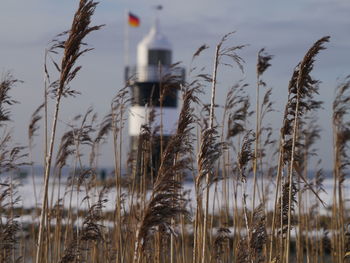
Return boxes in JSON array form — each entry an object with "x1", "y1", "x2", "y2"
[{"x1": 128, "y1": 12, "x2": 140, "y2": 27}]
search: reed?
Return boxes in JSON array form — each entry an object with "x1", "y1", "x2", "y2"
[
  {"x1": 1, "y1": 2, "x2": 349, "y2": 262},
  {"x1": 35, "y1": 1, "x2": 103, "y2": 262}
]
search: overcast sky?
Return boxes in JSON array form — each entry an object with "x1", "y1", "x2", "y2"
[{"x1": 0, "y1": 0, "x2": 349, "y2": 169}]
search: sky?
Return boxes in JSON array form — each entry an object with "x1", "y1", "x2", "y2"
[{"x1": 0, "y1": 0, "x2": 350, "y2": 169}]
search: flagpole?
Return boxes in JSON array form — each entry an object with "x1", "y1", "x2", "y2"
[{"x1": 124, "y1": 9, "x2": 130, "y2": 83}]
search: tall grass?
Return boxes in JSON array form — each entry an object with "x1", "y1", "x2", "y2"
[{"x1": 0, "y1": 1, "x2": 349, "y2": 263}]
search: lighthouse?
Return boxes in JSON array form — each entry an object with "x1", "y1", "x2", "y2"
[{"x1": 127, "y1": 17, "x2": 185, "y2": 175}]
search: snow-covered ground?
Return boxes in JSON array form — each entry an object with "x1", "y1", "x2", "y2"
[{"x1": 11, "y1": 172, "x2": 342, "y2": 217}]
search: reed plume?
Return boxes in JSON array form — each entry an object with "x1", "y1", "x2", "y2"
[
  {"x1": 268, "y1": 36, "x2": 329, "y2": 262},
  {"x1": 226, "y1": 81, "x2": 251, "y2": 142},
  {"x1": 213, "y1": 227, "x2": 231, "y2": 263},
  {"x1": 237, "y1": 237, "x2": 249, "y2": 263},
  {"x1": 0, "y1": 72, "x2": 20, "y2": 124},
  {"x1": 344, "y1": 224, "x2": 350, "y2": 262},
  {"x1": 133, "y1": 84, "x2": 198, "y2": 262},
  {"x1": 196, "y1": 127, "x2": 224, "y2": 190},
  {"x1": 55, "y1": 130, "x2": 75, "y2": 170},
  {"x1": 238, "y1": 131, "x2": 255, "y2": 182},
  {"x1": 58, "y1": 187, "x2": 107, "y2": 263},
  {"x1": 235, "y1": 204, "x2": 267, "y2": 263},
  {"x1": 0, "y1": 182, "x2": 21, "y2": 263},
  {"x1": 28, "y1": 103, "x2": 44, "y2": 206},
  {"x1": 322, "y1": 228, "x2": 332, "y2": 255},
  {"x1": 0, "y1": 218, "x2": 20, "y2": 263},
  {"x1": 0, "y1": 140, "x2": 27, "y2": 174},
  {"x1": 250, "y1": 204, "x2": 267, "y2": 263},
  {"x1": 281, "y1": 36, "x2": 328, "y2": 166},
  {"x1": 257, "y1": 48, "x2": 273, "y2": 79},
  {"x1": 58, "y1": 238, "x2": 80, "y2": 263},
  {"x1": 28, "y1": 103, "x2": 44, "y2": 144},
  {"x1": 277, "y1": 181, "x2": 298, "y2": 237},
  {"x1": 0, "y1": 73, "x2": 26, "y2": 174},
  {"x1": 81, "y1": 187, "x2": 107, "y2": 242}
]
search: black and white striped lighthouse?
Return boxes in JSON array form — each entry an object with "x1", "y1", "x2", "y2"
[{"x1": 127, "y1": 17, "x2": 185, "y2": 174}]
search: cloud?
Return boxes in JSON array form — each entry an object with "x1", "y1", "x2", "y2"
[{"x1": 0, "y1": 0, "x2": 349, "y2": 167}]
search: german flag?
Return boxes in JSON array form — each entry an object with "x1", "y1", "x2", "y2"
[{"x1": 128, "y1": 12, "x2": 140, "y2": 27}]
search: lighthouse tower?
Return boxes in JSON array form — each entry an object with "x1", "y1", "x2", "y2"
[{"x1": 128, "y1": 17, "x2": 185, "y2": 174}]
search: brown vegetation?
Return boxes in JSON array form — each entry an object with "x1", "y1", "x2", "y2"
[{"x1": 0, "y1": 1, "x2": 348, "y2": 263}]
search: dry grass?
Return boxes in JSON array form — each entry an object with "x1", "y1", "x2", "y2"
[{"x1": 0, "y1": 1, "x2": 348, "y2": 263}]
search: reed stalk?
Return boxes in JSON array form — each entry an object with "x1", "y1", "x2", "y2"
[
  {"x1": 201, "y1": 44, "x2": 220, "y2": 263},
  {"x1": 252, "y1": 48, "x2": 272, "y2": 213}
]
